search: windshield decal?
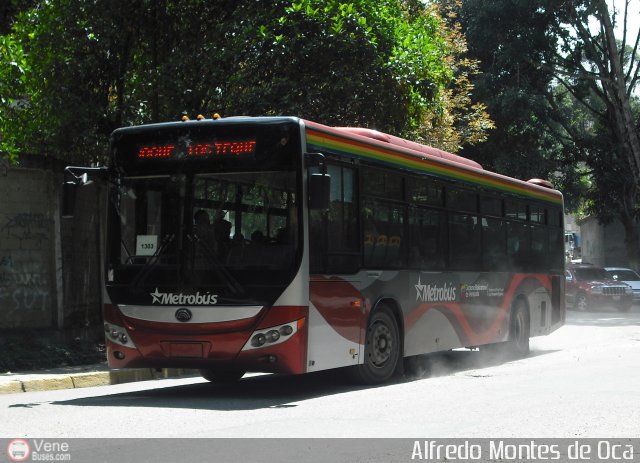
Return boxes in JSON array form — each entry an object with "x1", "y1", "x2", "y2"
[{"x1": 150, "y1": 288, "x2": 218, "y2": 305}]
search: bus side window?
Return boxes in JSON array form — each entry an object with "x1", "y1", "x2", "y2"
[
  {"x1": 482, "y1": 217, "x2": 507, "y2": 271},
  {"x1": 450, "y1": 213, "x2": 481, "y2": 270},
  {"x1": 507, "y1": 222, "x2": 530, "y2": 271},
  {"x1": 409, "y1": 207, "x2": 446, "y2": 270},
  {"x1": 363, "y1": 199, "x2": 406, "y2": 269}
]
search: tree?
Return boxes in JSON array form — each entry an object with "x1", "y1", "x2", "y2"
[
  {"x1": 454, "y1": 0, "x2": 640, "y2": 267},
  {"x1": 0, "y1": 0, "x2": 493, "y2": 164},
  {"x1": 450, "y1": 0, "x2": 562, "y2": 180},
  {"x1": 545, "y1": 0, "x2": 640, "y2": 266}
]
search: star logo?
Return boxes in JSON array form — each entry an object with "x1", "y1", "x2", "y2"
[
  {"x1": 415, "y1": 276, "x2": 427, "y2": 302},
  {"x1": 150, "y1": 288, "x2": 163, "y2": 304}
]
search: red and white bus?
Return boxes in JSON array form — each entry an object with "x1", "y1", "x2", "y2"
[{"x1": 78, "y1": 116, "x2": 564, "y2": 384}]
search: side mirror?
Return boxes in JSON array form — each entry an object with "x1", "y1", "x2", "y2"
[
  {"x1": 61, "y1": 166, "x2": 107, "y2": 218},
  {"x1": 309, "y1": 173, "x2": 330, "y2": 210},
  {"x1": 62, "y1": 181, "x2": 77, "y2": 218}
]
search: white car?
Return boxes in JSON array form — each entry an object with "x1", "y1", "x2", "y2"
[{"x1": 605, "y1": 267, "x2": 640, "y2": 303}]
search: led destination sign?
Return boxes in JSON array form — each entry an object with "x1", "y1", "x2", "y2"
[{"x1": 137, "y1": 139, "x2": 257, "y2": 160}]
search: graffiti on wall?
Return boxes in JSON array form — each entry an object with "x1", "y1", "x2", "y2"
[
  {"x1": 1, "y1": 213, "x2": 50, "y2": 245},
  {"x1": 0, "y1": 212, "x2": 52, "y2": 316},
  {"x1": 0, "y1": 266, "x2": 50, "y2": 312}
]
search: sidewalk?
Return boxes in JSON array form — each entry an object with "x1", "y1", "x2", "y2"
[{"x1": 0, "y1": 363, "x2": 197, "y2": 395}]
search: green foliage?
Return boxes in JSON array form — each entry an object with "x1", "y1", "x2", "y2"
[
  {"x1": 0, "y1": 33, "x2": 30, "y2": 163},
  {"x1": 0, "y1": 0, "x2": 492, "y2": 163},
  {"x1": 224, "y1": 0, "x2": 453, "y2": 135},
  {"x1": 452, "y1": 0, "x2": 562, "y2": 181}
]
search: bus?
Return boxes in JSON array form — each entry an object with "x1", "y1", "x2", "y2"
[{"x1": 66, "y1": 116, "x2": 565, "y2": 384}]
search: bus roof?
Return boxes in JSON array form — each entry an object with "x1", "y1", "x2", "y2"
[
  {"x1": 109, "y1": 116, "x2": 562, "y2": 205},
  {"x1": 303, "y1": 119, "x2": 563, "y2": 206}
]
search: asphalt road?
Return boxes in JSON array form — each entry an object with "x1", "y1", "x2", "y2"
[
  {"x1": 0, "y1": 307, "x2": 640, "y2": 462},
  {"x1": 2, "y1": 307, "x2": 639, "y2": 438},
  {"x1": 0, "y1": 307, "x2": 640, "y2": 463}
]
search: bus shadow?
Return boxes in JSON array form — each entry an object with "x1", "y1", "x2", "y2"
[
  {"x1": 48, "y1": 348, "x2": 558, "y2": 411},
  {"x1": 49, "y1": 370, "x2": 366, "y2": 411}
]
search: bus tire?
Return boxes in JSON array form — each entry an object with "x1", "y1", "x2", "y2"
[
  {"x1": 507, "y1": 298, "x2": 530, "y2": 357},
  {"x1": 199, "y1": 369, "x2": 245, "y2": 383},
  {"x1": 351, "y1": 304, "x2": 401, "y2": 384}
]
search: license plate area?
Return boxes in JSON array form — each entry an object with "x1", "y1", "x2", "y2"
[{"x1": 161, "y1": 342, "x2": 211, "y2": 358}]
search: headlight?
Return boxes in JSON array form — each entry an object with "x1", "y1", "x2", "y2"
[
  {"x1": 243, "y1": 320, "x2": 301, "y2": 351},
  {"x1": 625, "y1": 286, "x2": 634, "y2": 294},
  {"x1": 590, "y1": 286, "x2": 603, "y2": 294},
  {"x1": 104, "y1": 321, "x2": 136, "y2": 348}
]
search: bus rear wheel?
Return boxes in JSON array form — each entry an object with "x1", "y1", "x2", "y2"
[
  {"x1": 507, "y1": 299, "x2": 530, "y2": 357},
  {"x1": 351, "y1": 305, "x2": 401, "y2": 384},
  {"x1": 199, "y1": 369, "x2": 245, "y2": 383}
]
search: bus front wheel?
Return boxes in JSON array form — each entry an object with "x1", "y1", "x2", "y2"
[
  {"x1": 199, "y1": 369, "x2": 245, "y2": 383},
  {"x1": 351, "y1": 305, "x2": 401, "y2": 384}
]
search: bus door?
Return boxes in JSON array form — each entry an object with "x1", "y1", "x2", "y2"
[{"x1": 307, "y1": 163, "x2": 365, "y2": 371}]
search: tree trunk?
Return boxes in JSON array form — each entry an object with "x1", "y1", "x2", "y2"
[
  {"x1": 619, "y1": 185, "x2": 640, "y2": 270},
  {"x1": 620, "y1": 215, "x2": 640, "y2": 270},
  {"x1": 596, "y1": 0, "x2": 640, "y2": 183}
]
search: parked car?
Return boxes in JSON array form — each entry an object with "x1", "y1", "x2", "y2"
[
  {"x1": 565, "y1": 265, "x2": 633, "y2": 312},
  {"x1": 605, "y1": 267, "x2": 640, "y2": 304}
]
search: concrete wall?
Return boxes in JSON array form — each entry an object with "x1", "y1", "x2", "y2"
[
  {"x1": 0, "y1": 162, "x2": 102, "y2": 332},
  {"x1": 0, "y1": 167, "x2": 60, "y2": 328},
  {"x1": 579, "y1": 216, "x2": 630, "y2": 268}
]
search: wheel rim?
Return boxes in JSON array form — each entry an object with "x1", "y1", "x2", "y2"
[
  {"x1": 369, "y1": 321, "x2": 394, "y2": 367},
  {"x1": 577, "y1": 295, "x2": 588, "y2": 311}
]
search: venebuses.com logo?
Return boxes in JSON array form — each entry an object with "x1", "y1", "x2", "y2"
[
  {"x1": 7, "y1": 439, "x2": 29, "y2": 462},
  {"x1": 7, "y1": 439, "x2": 71, "y2": 461}
]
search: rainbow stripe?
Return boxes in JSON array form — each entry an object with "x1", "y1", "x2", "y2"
[{"x1": 305, "y1": 123, "x2": 562, "y2": 205}]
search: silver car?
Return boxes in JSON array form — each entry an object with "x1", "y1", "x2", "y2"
[{"x1": 605, "y1": 267, "x2": 640, "y2": 303}]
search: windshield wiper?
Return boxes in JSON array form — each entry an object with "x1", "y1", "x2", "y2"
[
  {"x1": 186, "y1": 232, "x2": 245, "y2": 295},
  {"x1": 131, "y1": 234, "x2": 176, "y2": 289}
]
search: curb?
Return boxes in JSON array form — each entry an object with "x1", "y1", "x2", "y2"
[{"x1": 0, "y1": 368, "x2": 198, "y2": 395}]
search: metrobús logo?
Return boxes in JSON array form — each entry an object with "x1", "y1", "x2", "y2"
[
  {"x1": 150, "y1": 288, "x2": 218, "y2": 305},
  {"x1": 415, "y1": 276, "x2": 457, "y2": 303}
]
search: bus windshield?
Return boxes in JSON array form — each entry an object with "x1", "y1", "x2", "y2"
[
  {"x1": 107, "y1": 170, "x2": 299, "y2": 305},
  {"x1": 104, "y1": 117, "x2": 304, "y2": 307}
]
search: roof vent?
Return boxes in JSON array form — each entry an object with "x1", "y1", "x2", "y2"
[
  {"x1": 527, "y1": 178, "x2": 555, "y2": 189},
  {"x1": 333, "y1": 127, "x2": 482, "y2": 170}
]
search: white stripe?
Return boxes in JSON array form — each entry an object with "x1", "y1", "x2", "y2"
[{"x1": 119, "y1": 305, "x2": 263, "y2": 324}]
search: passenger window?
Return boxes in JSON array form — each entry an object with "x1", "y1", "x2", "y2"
[
  {"x1": 362, "y1": 166, "x2": 403, "y2": 200},
  {"x1": 507, "y1": 222, "x2": 530, "y2": 271},
  {"x1": 408, "y1": 207, "x2": 447, "y2": 270},
  {"x1": 447, "y1": 188, "x2": 478, "y2": 213},
  {"x1": 363, "y1": 199, "x2": 405, "y2": 269},
  {"x1": 450, "y1": 214, "x2": 481, "y2": 270},
  {"x1": 481, "y1": 196, "x2": 502, "y2": 217},
  {"x1": 482, "y1": 217, "x2": 507, "y2": 271},
  {"x1": 505, "y1": 200, "x2": 528, "y2": 221},
  {"x1": 407, "y1": 177, "x2": 443, "y2": 207}
]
